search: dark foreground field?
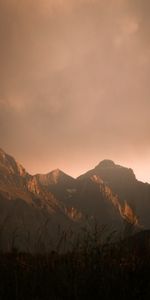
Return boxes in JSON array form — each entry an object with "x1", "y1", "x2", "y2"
[{"x1": 0, "y1": 230, "x2": 150, "y2": 300}]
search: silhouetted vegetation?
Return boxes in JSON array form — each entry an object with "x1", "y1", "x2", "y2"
[{"x1": 0, "y1": 225, "x2": 150, "y2": 300}]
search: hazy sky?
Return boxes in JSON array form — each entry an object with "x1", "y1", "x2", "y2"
[{"x1": 0, "y1": 0, "x2": 150, "y2": 182}]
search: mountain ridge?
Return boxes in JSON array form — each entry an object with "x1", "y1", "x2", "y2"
[{"x1": 0, "y1": 148, "x2": 149, "y2": 252}]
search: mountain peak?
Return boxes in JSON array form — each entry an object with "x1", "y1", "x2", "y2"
[
  {"x1": 94, "y1": 159, "x2": 136, "y2": 182},
  {"x1": 36, "y1": 169, "x2": 75, "y2": 186},
  {"x1": 96, "y1": 160, "x2": 116, "y2": 169},
  {"x1": 49, "y1": 168, "x2": 76, "y2": 184},
  {"x1": 0, "y1": 147, "x2": 27, "y2": 177},
  {"x1": 51, "y1": 168, "x2": 62, "y2": 174},
  {"x1": 50, "y1": 168, "x2": 64, "y2": 183}
]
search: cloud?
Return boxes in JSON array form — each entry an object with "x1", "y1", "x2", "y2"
[
  {"x1": 114, "y1": 15, "x2": 139, "y2": 48},
  {"x1": 0, "y1": 0, "x2": 150, "y2": 182}
]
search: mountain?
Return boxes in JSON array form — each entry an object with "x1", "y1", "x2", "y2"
[
  {"x1": 0, "y1": 149, "x2": 77, "y2": 252},
  {"x1": 0, "y1": 149, "x2": 149, "y2": 252},
  {"x1": 78, "y1": 159, "x2": 150, "y2": 228}
]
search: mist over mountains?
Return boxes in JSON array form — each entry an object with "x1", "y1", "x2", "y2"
[{"x1": 0, "y1": 148, "x2": 150, "y2": 252}]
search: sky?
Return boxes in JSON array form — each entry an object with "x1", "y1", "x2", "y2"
[{"x1": 0, "y1": 0, "x2": 150, "y2": 182}]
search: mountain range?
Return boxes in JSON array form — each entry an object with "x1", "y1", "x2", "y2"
[{"x1": 0, "y1": 148, "x2": 150, "y2": 252}]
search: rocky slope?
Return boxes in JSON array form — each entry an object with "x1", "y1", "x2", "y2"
[
  {"x1": 0, "y1": 149, "x2": 149, "y2": 252},
  {"x1": 78, "y1": 159, "x2": 150, "y2": 228}
]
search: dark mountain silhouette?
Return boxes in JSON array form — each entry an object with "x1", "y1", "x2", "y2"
[
  {"x1": 78, "y1": 159, "x2": 150, "y2": 228},
  {"x1": 0, "y1": 149, "x2": 149, "y2": 251}
]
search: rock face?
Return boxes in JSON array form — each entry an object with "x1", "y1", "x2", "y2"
[
  {"x1": 0, "y1": 149, "x2": 76, "y2": 252},
  {"x1": 0, "y1": 149, "x2": 149, "y2": 252},
  {"x1": 78, "y1": 160, "x2": 150, "y2": 228}
]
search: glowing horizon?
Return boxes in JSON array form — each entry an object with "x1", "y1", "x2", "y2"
[{"x1": 3, "y1": 146, "x2": 149, "y2": 184}]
